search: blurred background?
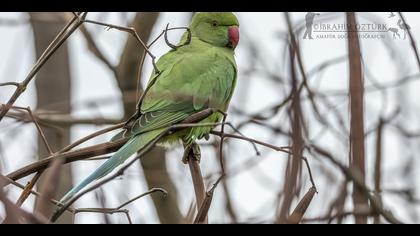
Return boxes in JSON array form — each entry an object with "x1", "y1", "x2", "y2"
[{"x1": 1, "y1": 12, "x2": 420, "y2": 224}]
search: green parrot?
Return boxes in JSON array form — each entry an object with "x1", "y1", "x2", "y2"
[{"x1": 60, "y1": 12, "x2": 240, "y2": 203}]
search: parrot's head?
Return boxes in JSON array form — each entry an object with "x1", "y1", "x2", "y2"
[{"x1": 190, "y1": 12, "x2": 240, "y2": 50}]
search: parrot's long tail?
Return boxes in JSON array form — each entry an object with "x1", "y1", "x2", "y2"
[{"x1": 60, "y1": 128, "x2": 165, "y2": 204}]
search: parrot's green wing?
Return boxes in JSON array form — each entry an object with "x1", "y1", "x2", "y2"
[
  {"x1": 141, "y1": 45, "x2": 237, "y2": 115},
  {"x1": 125, "y1": 47, "x2": 236, "y2": 140}
]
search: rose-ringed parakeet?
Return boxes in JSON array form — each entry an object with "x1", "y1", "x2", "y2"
[{"x1": 60, "y1": 12, "x2": 240, "y2": 203}]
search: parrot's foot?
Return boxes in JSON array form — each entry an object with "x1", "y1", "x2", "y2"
[{"x1": 182, "y1": 142, "x2": 201, "y2": 164}]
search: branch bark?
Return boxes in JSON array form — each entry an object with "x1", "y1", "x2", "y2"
[
  {"x1": 278, "y1": 15, "x2": 303, "y2": 223},
  {"x1": 374, "y1": 118, "x2": 384, "y2": 224},
  {"x1": 184, "y1": 143, "x2": 208, "y2": 224},
  {"x1": 347, "y1": 12, "x2": 368, "y2": 224}
]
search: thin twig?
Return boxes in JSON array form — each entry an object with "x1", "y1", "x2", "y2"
[
  {"x1": 9, "y1": 106, "x2": 54, "y2": 207},
  {"x1": 117, "y1": 188, "x2": 168, "y2": 209},
  {"x1": 79, "y1": 24, "x2": 117, "y2": 77},
  {"x1": 0, "y1": 12, "x2": 85, "y2": 122},
  {"x1": 16, "y1": 171, "x2": 43, "y2": 206},
  {"x1": 1, "y1": 175, "x2": 75, "y2": 214},
  {"x1": 73, "y1": 188, "x2": 167, "y2": 224},
  {"x1": 82, "y1": 19, "x2": 159, "y2": 73},
  {"x1": 6, "y1": 138, "x2": 128, "y2": 181},
  {"x1": 374, "y1": 118, "x2": 384, "y2": 224},
  {"x1": 210, "y1": 131, "x2": 290, "y2": 154},
  {"x1": 219, "y1": 112, "x2": 228, "y2": 174},
  {"x1": 164, "y1": 24, "x2": 192, "y2": 50},
  {"x1": 0, "y1": 82, "x2": 20, "y2": 87},
  {"x1": 58, "y1": 123, "x2": 124, "y2": 153},
  {"x1": 10, "y1": 106, "x2": 54, "y2": 154}
]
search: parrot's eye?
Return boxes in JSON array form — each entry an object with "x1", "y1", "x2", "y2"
[{"x1": 211, "y1": 21, "x2": 219, "y2": 27}]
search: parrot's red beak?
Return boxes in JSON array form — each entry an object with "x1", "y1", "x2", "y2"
[{"x1": 228, "y1": 26, "x2": 239, "y2": 49}]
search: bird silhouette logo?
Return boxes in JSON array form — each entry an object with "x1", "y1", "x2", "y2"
[
  {"x1": 387, "y1": 13, "x2": 410, "y2": 40},
  {"x1": 387, "y1": 27, "x2": 400, "y2": 39},
  {"x1": 397, "y1": 19, "x2": 411, "y2": 40}
]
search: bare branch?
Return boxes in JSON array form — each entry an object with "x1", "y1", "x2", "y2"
[
  {"x1": 184, "y1": 142, "x2": 208, "y2": 224},
  {"x1": 347, "y1": 12, "x2": 368, "y2": 224},
  {"x1": 0, "y1": 12, "x2": 84, "y2": 122},
  {"x1": 288, "y1": 187, "x2": 317, "y2": 224},
  {"x1": 194, "y1": 176, "x2": 223, "y2": 224},
  {"x1": 73, "y1": 188, "x2": 167, "y2": 224}
]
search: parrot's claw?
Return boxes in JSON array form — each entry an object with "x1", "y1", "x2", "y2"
[{"x1": 182, "y1": 142, "x2": 201, "y2": 164}]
